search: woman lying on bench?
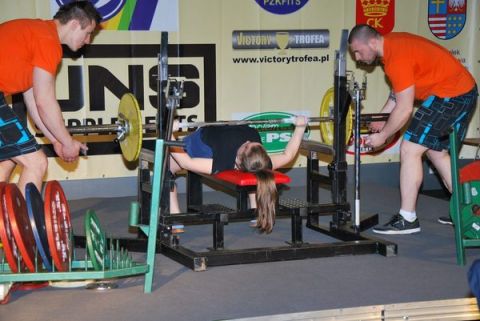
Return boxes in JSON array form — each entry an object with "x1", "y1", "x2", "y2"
[{"x1": 169, "y1": 116, "x2": 307, "y2": 233}]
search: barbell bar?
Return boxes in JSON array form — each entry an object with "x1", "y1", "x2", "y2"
[
  {"x1": 174, "y1": 114, "x2": 389, "y2": 129},
  {"x1": 64, "y1": 93, "x2": 389, "y2": 162},
  {"x1": 67, "y1": 113, "x2": 389, "y2": 133}
]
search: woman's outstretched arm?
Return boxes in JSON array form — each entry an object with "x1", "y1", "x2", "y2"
[
  {"x1": 170, "y1": 121, "x2": 214, "y2": 174},
  {"x1": 270, "y1": 116, "x2": 307, "y2": 169}
]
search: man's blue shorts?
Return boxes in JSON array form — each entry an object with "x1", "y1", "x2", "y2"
[
  {"x1": 0, "y1": 92, "x2": 41, "y2": 161},
  {"x1": 404, "y1": 85, "x2": 478, "y2": 151}
]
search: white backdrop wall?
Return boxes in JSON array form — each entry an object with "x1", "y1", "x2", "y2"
[{"x1": 0, "y1": 0, "x2": 478, "y2": 183}]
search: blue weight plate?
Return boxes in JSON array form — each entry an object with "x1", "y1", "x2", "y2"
[{"x1": 26, "y1": 183, "x2": 52, "y2": 271}]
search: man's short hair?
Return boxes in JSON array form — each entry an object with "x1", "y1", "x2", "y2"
[
  {"x1": 348, "y1": 24, "x2": 381, "y2": 44},
  {"x1": 54, "y1": 1, "x2": 102, "y2": 28}
]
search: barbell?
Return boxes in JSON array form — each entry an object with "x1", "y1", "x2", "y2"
[
  {"x1": 174, "y1": 114, "x2": 388, "y2": 129},
  {"x1": 65, "y1": 93, "x2": 389, "y2": 162}
]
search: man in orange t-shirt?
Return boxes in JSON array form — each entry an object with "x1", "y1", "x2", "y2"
[
  {"x1": 348, "y1": 24, "x2": 477, "y2": 235},
  {"x1": 0, "y1": 1, "x2": 101, "y2": 195}
]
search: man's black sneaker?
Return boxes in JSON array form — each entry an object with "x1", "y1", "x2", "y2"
[
  {"x1": 372, "y1": 213, "x2": 421, "y2": 235},
  {"x1": 438, "y1": 216, "x2": 453, "y2": 225}
]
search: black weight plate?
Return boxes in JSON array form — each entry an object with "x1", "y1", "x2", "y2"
[{"x1": 26, "y1": 182, "x2": 52, "y2": 271}]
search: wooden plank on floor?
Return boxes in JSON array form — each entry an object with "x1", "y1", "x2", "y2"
[
  {"x1": 227, "y1": 304, "x2": 382, "y2": 321},
  {"x1": 384, "y1": 297, "x2": 480, "y2": 320},
  {"x1": 227, "y1": 298, "x2": 480, "y2": 321}
]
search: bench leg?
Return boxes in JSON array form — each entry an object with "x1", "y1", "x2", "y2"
[
  {"x1": 213, "y1": 214, "x2": 227, "y2": 250},
  {"x1": 187, "y1": 172, "x2": 203, "y2": 208},
  {"x1": 291, "y1": 209, "x2": 303, "y2": 245}
]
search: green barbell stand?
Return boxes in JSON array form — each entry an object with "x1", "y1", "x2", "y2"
[{"x1": 449, "y1": 129, "x2": 480, "y2": 266}]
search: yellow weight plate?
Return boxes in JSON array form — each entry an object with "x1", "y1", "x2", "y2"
[
  {"x1": 118, "y1": 93, "x2": 143, "y2": 162},
  {"x1": 319, "y1": 87, "x2": 353, "y2": 145}
]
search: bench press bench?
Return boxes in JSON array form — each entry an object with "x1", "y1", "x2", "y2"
[
  {"x1": 185, "y1": 169, "x2": 308, "y2": 250},
  {"x1": 187, "y1": 169, "x2": 291, "y2": 213}
]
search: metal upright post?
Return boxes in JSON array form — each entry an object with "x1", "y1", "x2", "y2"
[
  {"x1": 157, "y1": 32, "x2": 173, "y2": 214},
  {"x1": 157, "y1": 32, "x2": 169, "y2": 139},
  {"x1": 331, "y1": 29, "x2": 351, "y2": 225},
  {"x1": 353, "y1": 83, "x2": 362, "y2": 230},
  {"x1": 144, "y1": 139, "x2": 165, "y2": 293},
  {"x1": 139, "y1": 32, "x2": 170, "y2": 229}
]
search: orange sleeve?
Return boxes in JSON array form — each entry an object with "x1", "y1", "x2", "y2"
[{"x1": 0, "y1": 19, "x2": 61, "y2": 95}]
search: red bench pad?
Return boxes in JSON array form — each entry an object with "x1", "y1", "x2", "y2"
[
  {"x1": 460, "y1": 160, "x2": 480, "y2": 184},
  {"x1": 214, "y1": 170, "x2": 291, "y2": 186}
]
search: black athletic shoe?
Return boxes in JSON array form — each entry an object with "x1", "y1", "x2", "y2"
[
  {"x1": 438, "y1": 216, "x2": 453, "y2": 225},
  {"x1": 372, "y1": 213, "x2": 421, "y2": 235}
]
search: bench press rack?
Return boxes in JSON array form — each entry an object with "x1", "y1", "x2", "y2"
[
  {"x1": 131, "y1": 29, "x2": 397, "y2": 271},
  {"x1": 71, "y1": 30, "x2": 396, "y2": 273}
]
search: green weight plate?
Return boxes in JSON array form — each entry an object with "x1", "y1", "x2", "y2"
[
  {"x1": 463, "y1": 210, "x2": 480, "y2": 239},
  {"x1": 462, "y1": 181, "x2": 480, "y2": 239},
  {"x1": 85, "y1": 209, "x2": 107, "y2": 271}
]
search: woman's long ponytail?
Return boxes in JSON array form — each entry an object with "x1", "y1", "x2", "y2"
[
  {"x1": 238, "y1": 144, "x2": 278, "y2": 233},
  {"x1": 254, "y1": 169, "x2": 277, "y2": 233}
]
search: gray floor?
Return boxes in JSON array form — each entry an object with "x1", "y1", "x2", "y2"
[{"x1": 1, "y1": 183, "x2": 478, "y2": 321}]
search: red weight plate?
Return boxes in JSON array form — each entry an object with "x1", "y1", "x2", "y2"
[
  {"x1": 0, "y1": 183, "x2": 26, "y2": 273},
  {"x1": 459, "y1": 161, "x2": 480, "y2": 184},
  {"x1": 44, "y1": 180, "x2": 72, "y2": 272},
  {"x1": 4, "y1": 183, "x2": 37, "y2": 272}
]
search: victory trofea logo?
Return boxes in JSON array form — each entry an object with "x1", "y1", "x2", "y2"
[{"x1": 232, "y1": 30, "x2": 329, "y2": 51}]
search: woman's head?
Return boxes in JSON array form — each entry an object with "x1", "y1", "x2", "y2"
[{"x1": 236, "y1": 142, "x2": 272, "y2": 172}]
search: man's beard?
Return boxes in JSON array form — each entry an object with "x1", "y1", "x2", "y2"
[{"x1": 359, "y1": 56, "x2": 381, "y2": 67}]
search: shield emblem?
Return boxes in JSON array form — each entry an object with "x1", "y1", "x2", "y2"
[
  {"x1": 356, "y1": 0, "x2": 395, "y2": 35},
  {"x1": 428, "y1": 0, "x2": 467, "y2": 40}
]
